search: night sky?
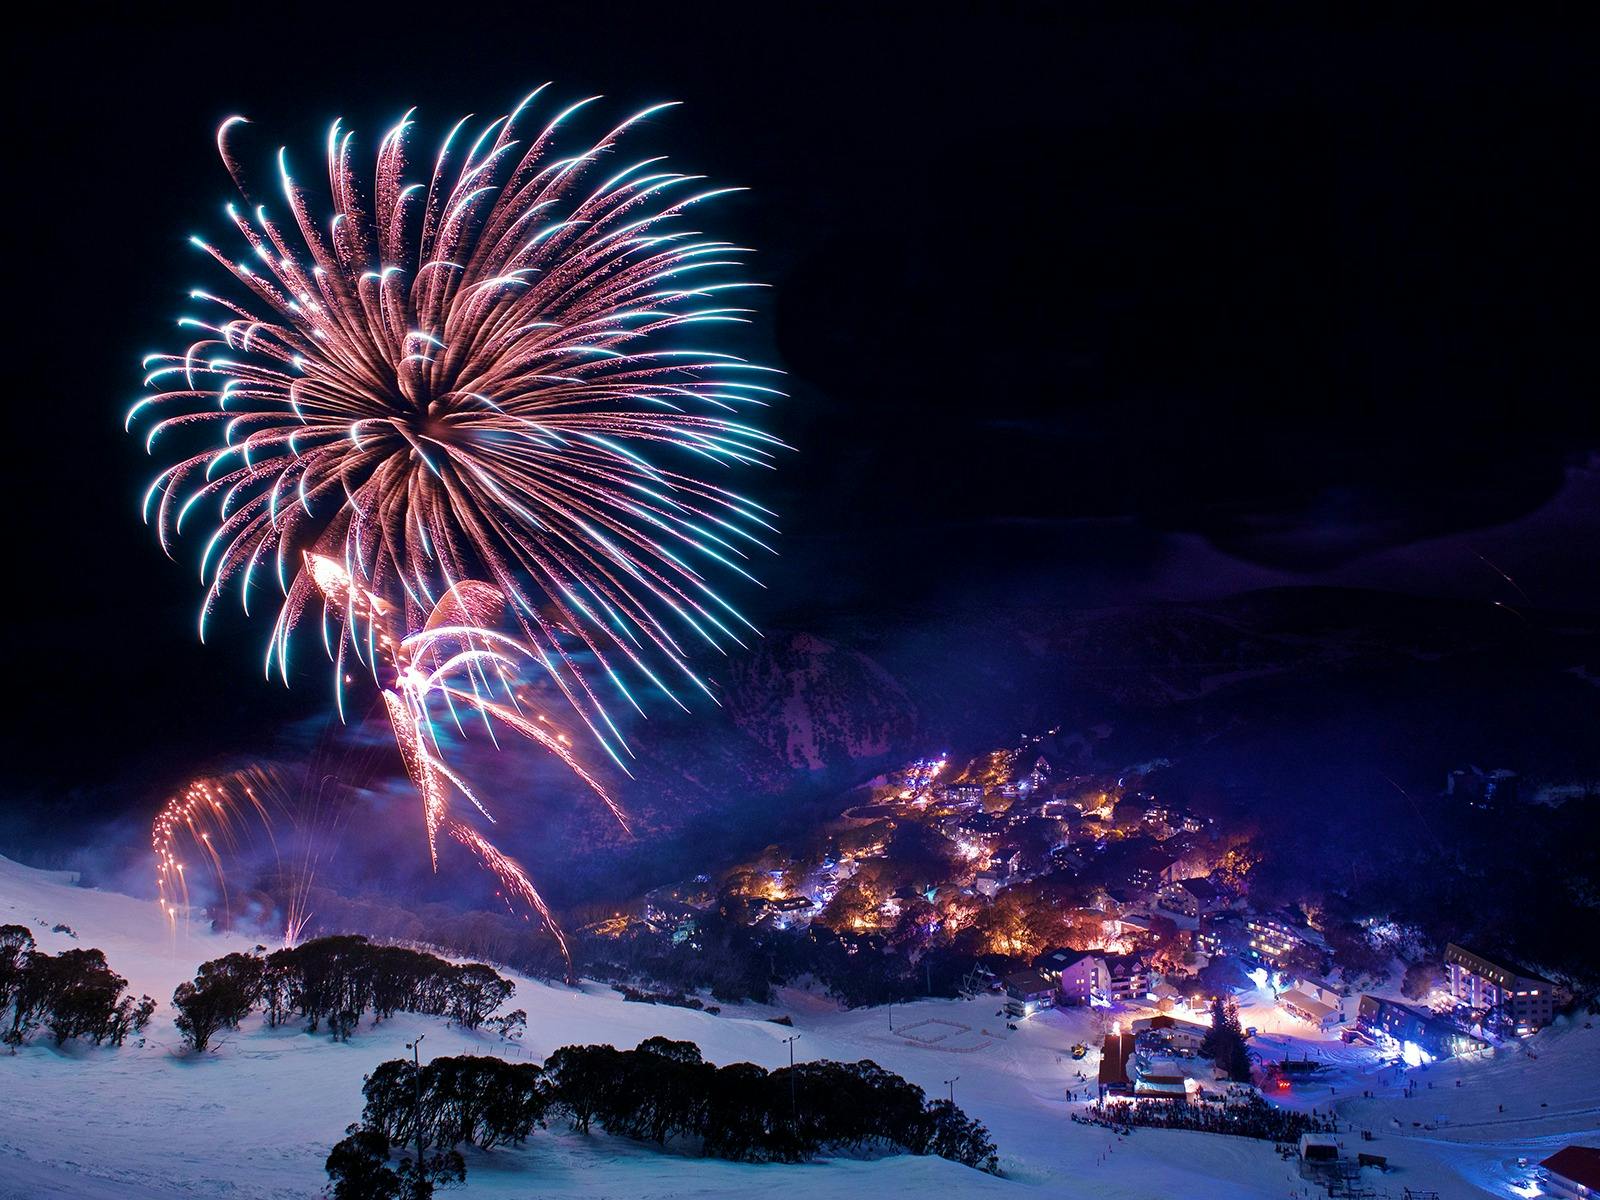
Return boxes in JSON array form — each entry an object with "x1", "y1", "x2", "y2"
[{"x1": 7, "y1": 8, "x2": 1595, "y2": 813}]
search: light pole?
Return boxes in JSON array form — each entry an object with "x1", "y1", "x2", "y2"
[
  {"x1": 405, "y1": 1034, "x2": 426, "y2": 1164},
  {"x1": 783, "y1": 1033, "x2": 802, "y2": 1130},
  {"x1": 944, "y1": 1075, "x2": 959, "y2": 1105}
]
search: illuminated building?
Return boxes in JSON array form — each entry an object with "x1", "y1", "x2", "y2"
[
  {"x1": 1444, "y1": 943, "x2": 1554, "y2": 1036},
  {"x1": 1241, "y1": 912, "x2": 1319, "y2": 970},
  {"x1": 1158, "y1": 876, "x2": 1225, "y2": 918},
  {"x1": 940, "y1": 781, "x2": 985, "y2": 807},
  {"x1": 1035, "y1": 949, "x2": 1108, "y2": 1005},
  {"x1": 1278, "y1": 980, "x2": 1348, "y2": 1030},
  {"x1": 1355, "y1": 995, "x2": 1484, "y2": 1061},
  {"x1": 1540, "y1": 1145, "x2": 1600, "y2": 1200},
  {"x1": 1003, "y1": 970, "x2": 1057, "y2": 1017},
  {"x1": 1103, "y1": 953, "x2": 1150, "y2": 1002}
]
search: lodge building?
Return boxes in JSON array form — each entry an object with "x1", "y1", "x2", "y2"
[{"x1": 1444, "y1": 943, "x2": 1554, "y2": 1036}]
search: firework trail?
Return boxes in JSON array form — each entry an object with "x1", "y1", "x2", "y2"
[
  {"x1": 308, "y1": 552, "x2": 614, "y2": 976},
  {"x1": 128, "y1": 91, "x2": 782, "y2": 966},
  {"x1": 128, "y1": 90, "x2": 784, "y2": 771},
  {"x1": 151, "y1": 767, "x2": 282, "y2": 932},
  {"x1": 447, "y1": 821, "x2": 571, "y2": 967}
]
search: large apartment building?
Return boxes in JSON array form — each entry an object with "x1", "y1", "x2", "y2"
[{"x1": 1444, "y1": 943, "x2": 1554, "y2": 1036}]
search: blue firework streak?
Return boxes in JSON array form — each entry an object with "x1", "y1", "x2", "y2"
[{"x1": 128, "y1": 88, "x2": 786, "y2": 771}]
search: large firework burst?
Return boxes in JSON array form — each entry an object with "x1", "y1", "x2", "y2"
[
  {"x1": 129, "y1": 88, "x2": 784, "y2": 766},
  {"x1": 129, "y1": 90, "x2": 783, "y2": 964}
]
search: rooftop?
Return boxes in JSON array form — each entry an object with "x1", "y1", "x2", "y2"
[{"x1": 1541, "y1": 1146, "x2": 1600, "y2": 1189}]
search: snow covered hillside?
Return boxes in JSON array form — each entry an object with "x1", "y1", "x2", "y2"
[{"x1": 2, "y1": 853, "x2": 1594, "y2": 1199}]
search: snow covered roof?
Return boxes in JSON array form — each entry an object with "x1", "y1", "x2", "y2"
[{"x1": 1280, "y1": 988, "x2": 1338, "y2": 1023}]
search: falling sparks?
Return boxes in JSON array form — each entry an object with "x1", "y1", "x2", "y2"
[
  {"x1": 307, "y1": 553, "x2": 621, "y2": 976},
  {"x1": 448, "y1": 821, "x2": 572, "y2": 970}
]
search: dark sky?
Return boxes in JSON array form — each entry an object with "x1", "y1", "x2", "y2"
[{"x1": 5, "y1": 7, "x2": 1595, "y2": 810}]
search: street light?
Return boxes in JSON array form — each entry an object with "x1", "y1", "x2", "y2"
[
  {"x1": 783, "y1": 1033, "x2": 802, "y2": 1129},
  {"x1": 404, "y1": 1034, "x2": 426, "y2": 1164},
  {"x1": 943, "y1": 1075, "x2": 959, "y2": 1105}
]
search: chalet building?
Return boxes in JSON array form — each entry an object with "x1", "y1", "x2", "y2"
[
  {"x1": 1279, "y1": 980, "x2": 1348, "y2": 1030},
  {"x1": 1104, "y1": 953, "x2": 1150, "y2": 1002},
  {"x1": 1020, "y1": 755, "x2": 1052, "y2": 793},
  {"x1": 1540, "y1": 1145, "x2": 1600, "y2": 1200},
  {"x1": 1444, "y1": 943, "x2": 1555, "y2": 1036},
  {"x1": 1158, "y1": 876, "x2": 1225, "y2": 918},
  {"x1": 1114, "y1": 911, "x2": 1155, "y2": 939},
  {"x1": 1051, "y1": 845, "x2": 1090, "y2": 874},
  {"x1": 1003, "y1": 970, "x2": 1057, "y2": 1016},
  {"x1": 957, "y1": 811, "x2": 1004, "y2": 840},
  {"x1": 973, "y1": 869, "x2": 1004, "y2": 898},
  {"x1": 1242, "y1": 912, "x2": 1321, "y2": 970},
  {"x1": 1131, "y1": 1013, "x2": 1208, "y2": 1054},
  {"x1": 1035, "y1": 948, "x2": 1108, "y2": 1005},
  {"x1": 1148, "y1": 978, "x2": 1185, "y2": 1010},
  {"x1": 1159, "y1": 836, "x2": 1215, "y2": 883},
  {"x1": 1195, "y1": 912, "x2": 1246, "y2": 959},
  {"x1": 1048, "y1": 783, "x2": 1099, "y2": 813},
  {"x1": 1356, "y1": 995, "x2": 1483, "y2": 1061},
  {"x1": 1110, "y1": 805, "x2": 1147, "y2": 833},
  {"x1": 997, "y1": 756, "x2": 1052, "y2": 799}
]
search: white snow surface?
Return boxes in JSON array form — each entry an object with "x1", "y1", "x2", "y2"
[{"x1": 2, "y1": 853, "x2": 1595, "y2": 1199}]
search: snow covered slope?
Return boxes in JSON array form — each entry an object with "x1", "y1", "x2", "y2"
[{"x1": 2, "y1": 853, "x2": 1593, "y2": 1199}]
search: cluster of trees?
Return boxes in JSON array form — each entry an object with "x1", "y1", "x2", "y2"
[
  {"x1": 171, "y1": 935, "x2": 516, "y2": 1052},
  {"x1": 580, "y1": 904, "x2": 1018, "y2": 1010},
  {"x1": 327, "y1": 1037, "x2": 999, "y2": 1197},
  {"x1": 1198, "y1": 995, "x2": 1253, "y2": 1082},
  {"x1": 1, "y1": 924, "x2": 154, "y2": 1049},
  {"x1": 540, "y1": 1037, "x2": 995, "y2": 1168}
]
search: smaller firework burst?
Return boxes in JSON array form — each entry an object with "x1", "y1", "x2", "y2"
[
  {"x1": 151, "y1": 767, "x2": 281, "y2": 930},
  {"x1": 307, "y1": 553, "x2": 624, "y2": 975}
]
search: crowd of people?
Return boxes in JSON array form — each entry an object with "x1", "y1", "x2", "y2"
[{"x1": 1072, "y1": 1094, "x2": 1338, "y2": 1143}]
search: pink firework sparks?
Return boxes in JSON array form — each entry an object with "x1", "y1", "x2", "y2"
[
  {"x1": 152, "y1": 768, "x2": 280, "y2": 930},
  {"x1": 129, "y1": 89, "x2": 784, "y2": 772},
  {"x1": 308, "y1": 552, "x2": 620, "y2": 967}
]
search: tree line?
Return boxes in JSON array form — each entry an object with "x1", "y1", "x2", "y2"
[
  {"x1": 251, "y1": 877, "x2": 1012, "y2": 1011},
  {"x1": 582, "y1": 907, "x2": 1018, "y2": 1009},
  {"x1": 1, "y1": 924, "x2": 155, "y2": 1050},
  {"x1": 328, "y1": 1036, "x2": 1000, "y2": 1198},
  {"x1": 172, "y1": 935, "x2": 521, "y2": 1052}
]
